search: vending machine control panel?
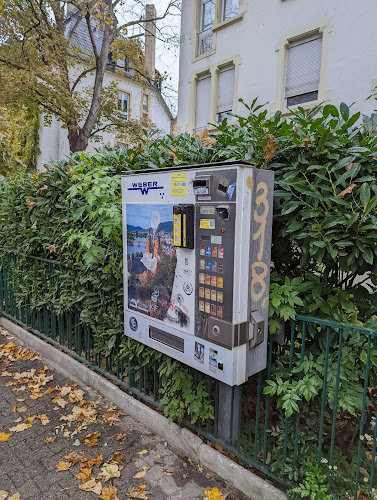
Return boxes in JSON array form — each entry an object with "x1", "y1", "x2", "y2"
[{"x1": 122, "y1": 162, "x2": 274, "y2": 386}]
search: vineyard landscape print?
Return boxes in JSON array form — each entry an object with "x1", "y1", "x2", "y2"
[{"x1": 126, "y1": 204, "x2": 177, "y2": 321}]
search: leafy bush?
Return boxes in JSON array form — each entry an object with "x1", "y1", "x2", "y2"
[{"x1": 0, "y1": 100, "x2": 376, "y2": 439}]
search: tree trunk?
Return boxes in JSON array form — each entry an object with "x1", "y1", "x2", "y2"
[{"x1": 71, "y1": 2, "x2": 117, "y2": 152}]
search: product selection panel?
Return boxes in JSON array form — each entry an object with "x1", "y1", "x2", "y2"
[{"x1": 194, "y1": 170, "x2": 237, "y2": 342}]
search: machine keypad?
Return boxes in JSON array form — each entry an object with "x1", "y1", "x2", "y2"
[{"x1": 197, "y1": 244, "x2": 226, "y2": 317}]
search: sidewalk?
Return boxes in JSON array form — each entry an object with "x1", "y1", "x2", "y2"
[{"x1": 0, "y1": 326, "x2": 248, "y2": 500}]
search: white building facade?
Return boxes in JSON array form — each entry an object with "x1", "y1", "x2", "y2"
[
  {"x1": 37, "y1": 5, "x2": 173, "y2": 170},
  {"x1": 177, "y1": 0, "x2": 377, "y2": 135}
]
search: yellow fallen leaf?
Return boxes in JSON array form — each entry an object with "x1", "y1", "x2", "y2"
[
  {"x1": 9, "y1": 423, "x2": 32, "y2": 433},
  {"x1": 8, "y1": 495, "x2": 20, "y2": 500},
  {"x1": 138, "y1": 449, "x2": 148, "y2": 456},
  {"x1": 0, "y1": 432, "x2": 12, "y2": 441},
  {"x1": 88, "y1": 452, "x2": 103, "y2": 468},
  {"x1": 1, "y1": 371, "x2": 12, "y2": 376},
  {"x1": 54, "y1": 398, "x2": 67, "y2": 408},
  {"x1": 14, "y1": 418, "x2": 21, "y2": 423},
  {"x1": 99, "y1": 484, "x2": 119, "y2": 500},
  {"x1": 0, "y1": 490, "x2": 8, "y2": 500},
  {"x1": 81, "y1": 431, "x2": 101, "y2": 447},
  {"x1": 76, "y1": 468, "x2": 92, "y2": 481},
  {"x1": 16, "y1": 399, "x2": 25, "y2": 402},
  {"x1": 16, "y1": 406, "x2": 27, "y2": 413},
  {"x1": 133, "y1": 466, "x2": 150, "y2": 479},
  {"x1": 59, "y1": 385, "x2": 72, "y2": 397},
  {"x1": 204, "y1": 487, "x2": 227, "y2": 500},
  {"x1": 56, "y1": 460, "x2": 71, "y2": 471},
  {"x1": 91, "y1": 481, "x2": 103, "y2": 495},
  {"x1": 45, "y1": 437, "x2": 56, "y2": 443}
]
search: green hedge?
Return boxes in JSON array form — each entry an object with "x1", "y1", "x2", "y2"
[{"x1": 0, "y1": 100, "x2": 376, "y2": 426}]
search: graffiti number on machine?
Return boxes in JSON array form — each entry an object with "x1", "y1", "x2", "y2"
[{"x1": 251, "y1": 182, "x2": 269, "y2": 307}]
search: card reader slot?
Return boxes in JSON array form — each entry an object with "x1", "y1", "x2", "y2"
[{"x1": 149, "y1": 327, "x2": 184, "y2": 352}]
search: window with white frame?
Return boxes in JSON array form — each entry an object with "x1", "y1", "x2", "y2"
[
  {"x1": 195, "y1": 73, "x2": 211, "y2": 133},
  {"x1": 198, "y1": 0, "x2": 215, "y2": 56},
  {"x1": 142, "y1": 94, "x2": 149, "y2": 120},
  {"x1": 285, "y1": 34, "x2": 322, "y2": 106},
  {"x1": 221, "y1": 0, "x2": 239, "y2": 21},
  {"x1": 118, "y1": 91, "x2": 130, "y2": 119},
  {"x1": 217, "y1": 65, "x2": 235, "y2": 122}
]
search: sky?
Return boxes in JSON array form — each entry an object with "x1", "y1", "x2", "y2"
[
  {"x1": 127, "y1": 204, "x2": 173, "y2": 229},
  {"x1": 116, "y1": 0, "x2": 181, "y2": 115}
]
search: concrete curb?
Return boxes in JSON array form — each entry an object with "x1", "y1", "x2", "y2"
[{"x1": 0, "y1": 317, "x2": 286, "y2": 500}]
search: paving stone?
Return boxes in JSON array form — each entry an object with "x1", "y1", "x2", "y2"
[{"x1": 0, "y1": 328, "x2": 248, "y2": 500}]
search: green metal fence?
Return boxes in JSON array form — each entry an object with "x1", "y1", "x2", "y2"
[{"x1": 1, "y1": 251, "x2": 377, "y2": 498}]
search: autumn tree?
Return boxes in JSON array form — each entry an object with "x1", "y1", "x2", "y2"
[{"x1": 0, "y1": 0, "x2": 179, "y2": 153}]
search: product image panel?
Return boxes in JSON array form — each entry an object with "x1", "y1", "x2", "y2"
[{"x1": 126, "y1": 204, "x2": 183, "y2": 323}]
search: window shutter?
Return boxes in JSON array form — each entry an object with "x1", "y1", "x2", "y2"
[
  {"x1": 195, "y1": 74, "x2": 211, "y2": 130},
  {"x1": 217, "y1": 66, "x2": 235, "y2": 114},
  {"x1": 285, "y1": 36, "x2": 322, "y2": 98}
]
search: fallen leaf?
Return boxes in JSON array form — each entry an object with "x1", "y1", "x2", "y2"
[
  {"x1": 133, "y1": 466, "x2": 150, "y2": 479},
  {"x1": 16, "y1": 399, "x2": 25, "y2": 402},
  {"x1": 68, "y1": 389, "x2": 85, "y2": 403},
  {"x1": 91, "y1": 481, "x2": 103, "y2": 495},
  {"x1": 102, "y1": 407, "x2": 121, "y2": 424},
  {"x1": 0, "y1": 433, "x2": 12, "y2": 441},
  {"x1": 24, "y1": 416, "x2": 36, "y2": 423},
  {"x1": 9, "y1": 423, "x2": 32, "y2": 433},
  {"x1": 56, "y1": 460, "x2": 71, "y2": 471},
  {"x1": 99, "y1": 484, "x2": 119, "y2": 500},
  {"x1": 214, "y1": 444, "x2": 223, "y2": 453},
  {"x1": 16, "y1": 406, "x2": 27, "y2": 413},
  {"x1": 113, "y1": 433, "x2": 126, "y2": 441},
  {"x1": 88, "y1": 452, "x2": 103, "y2": 468},
  {"x1": 65, "y1": 451, "x2": 84, "y2": 465},
  {"x1": 45, "y1": 437, "x2": 56, "y2": 444},
  {"x1": 127, "y1": 485, "x2": 151, "y2": 500},
  {"x1": 59, "y1": 385, "x2": 72, "y2": 397},
  {"x1": 76, "y1": 468, "x2": 92, "y2": 481},
  {"x1": 138, "y1": 450, "x2": 148, "y2": 456},
  {"x1": 204, "y1": 487, "x2": 228, "y2": 500},
  {"x1": 78, "y1": 478, "x2": 97, "y2": 491},
  {"x1": 109, "y1": 452, "x2": 122, "y2": 464},
  {"x1": 162, "y1": 468, "x2": 173, "y2": 476},
  {"x1": 14, "y1": 418, "x2": 21, "y2": 423},
  {"x1": 0, "y1": 491, "x2": 7, "y2": 500},
  {"x1": 1, "y1": 371, "x2": 12, "y2": 377},
  {"x1": 63, "y1": 431, "x2": 71, "y2": 437},
  {"x1": 99, "y1": 463, "x2": 120, "y2": 483},
  {"x1": 38, "y1": 414, "x2": 49, "y2": 425},
  {"x1": 54, "y1": 398, "x2": 67, "y2": 408},
  {"x1": 81, "y1": 431, "x2": 101, "y2": 447},
  {"x1": 8, "y1": 495, "x2": 19, "y2": 500}
]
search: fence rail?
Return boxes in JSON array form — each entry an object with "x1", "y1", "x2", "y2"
[{"x1": 1, "y1": 251, "x2": 377, "y2": 497}]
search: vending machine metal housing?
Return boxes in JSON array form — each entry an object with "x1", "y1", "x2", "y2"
[{"x1": 122, "y1": 161, "x2": 274, "y2": 386}]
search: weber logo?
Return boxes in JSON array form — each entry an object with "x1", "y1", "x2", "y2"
[{"x1": 127, "y1": 181, "x2": 163, "y2": 195}]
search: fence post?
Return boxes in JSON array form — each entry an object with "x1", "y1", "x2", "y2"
[{"x1": 218, "y1": 382, "x2": 241, "y2": 446}]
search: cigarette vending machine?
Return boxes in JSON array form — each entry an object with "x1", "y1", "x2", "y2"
[{"x1": 121, "y1": 162, "x2": 274, "y2": 386}]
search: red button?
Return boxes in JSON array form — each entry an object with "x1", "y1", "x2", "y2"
[{"x1": 221, "y1": 228, "x2": 225, "y2": 233}]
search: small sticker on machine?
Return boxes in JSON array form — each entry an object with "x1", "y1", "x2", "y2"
[
  {"x1": 209, "y1": 348, "x2": 218, "y2": 370},
  {"x1": 200, "y1": 219, "x2": 215, "y2": 229},
  {"x1": 211, "y1": 235, "x2": 222, "y2": 244}
]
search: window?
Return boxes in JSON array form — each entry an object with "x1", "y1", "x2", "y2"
[
  {"x1": 198, "y1": 0, "x2": 215, "y2": 56},
  {"x1": 195, "y1": 74, "x2": 211, "y2": 133},
  {"x1": 217, "y1": 65, "x2": 235, "y2": 121},
  {"x1": 221, "y1": 0, "x2": 239, "y2": 21},
  {"x1": 142, "y1": 94, "x2": 149, "y2": 120},
  {"x1": 118, "y1": 91, "x2": 130, "y2": 119},
  {"x1": 285, "y1": 35, "x2": 322, "y2": 106}
]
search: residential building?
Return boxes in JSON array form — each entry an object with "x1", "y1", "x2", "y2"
[
  {"x1": 177, "y1": 0, "x2": 377, "y2": 135},
  {"x1": 37, "y1": 4, "x2": 173, "y2": 170}
]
